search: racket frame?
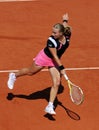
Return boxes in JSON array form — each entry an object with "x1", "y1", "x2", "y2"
[{"x1": 64, "y1": 74, "x2": 84, "y2": 105}]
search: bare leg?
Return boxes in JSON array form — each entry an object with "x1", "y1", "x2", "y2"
[
  {"x1": 49, "y1": 67, "x2": 61, "y2": 103},
  {"x1": 15, "y1": 62, "x2": 44, "y2": 78},
  {"x1": 7, "y1": 61, "x2": 44, "y2": 89},
  {"x1": 45, "y1": 67, "x2": 60, "y2": 115}
]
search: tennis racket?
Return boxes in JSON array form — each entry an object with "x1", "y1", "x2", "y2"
[{"x1": 64, "y1": 74, "x2": 84, "y2": 105}]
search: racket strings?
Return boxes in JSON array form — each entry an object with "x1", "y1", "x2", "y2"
[{"x1": 68, "y1": 81, "x2": 84, "y2": 105}]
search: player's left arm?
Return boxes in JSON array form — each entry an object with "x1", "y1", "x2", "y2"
[
  {"x1": 62, "y1": 13, "x2": 69, "y2": 28},
  {"x1": 62, "y1": 13, "x2": 72, "y2": 39}
]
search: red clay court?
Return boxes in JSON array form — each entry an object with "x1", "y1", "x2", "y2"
[{"x1": 0, "y1": 0, "x2": 99, "y2": 130}]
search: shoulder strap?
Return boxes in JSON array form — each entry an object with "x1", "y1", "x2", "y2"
[{"x1": 48, "y1": 37, "x2": 57, "y2": 48}]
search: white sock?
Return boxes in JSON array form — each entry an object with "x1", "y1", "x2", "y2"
[{"x1": 48, "y1": 102, "x2": 53, "y2": 106}]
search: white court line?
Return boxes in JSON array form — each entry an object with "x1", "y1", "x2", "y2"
[
  {"x1": 0, "y1": 0, "x2": 36, "y2": 2},
  {"x1": 0, "y1": 67, "x2": 99, "y2": 73}
]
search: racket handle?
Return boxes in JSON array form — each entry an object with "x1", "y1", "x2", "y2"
[{"x1": 64, "y1": 74, "x2": 69, "y2": 80}]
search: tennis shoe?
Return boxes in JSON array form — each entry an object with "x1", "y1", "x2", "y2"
[
  {"x1": 45, "y1": 104, "x2": 56, "y2": 115},
  {"x1": 7, "y1": 73, "x2": 16, "y2": 89}
]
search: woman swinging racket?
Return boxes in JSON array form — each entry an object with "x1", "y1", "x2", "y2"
[{"x1": 7, "y1": 13, "x2": 72, "y2": 115}]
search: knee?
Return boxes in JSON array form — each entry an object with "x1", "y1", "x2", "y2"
[{"x1": 53, "y1": 77, "x2": 61, "y2": 87}]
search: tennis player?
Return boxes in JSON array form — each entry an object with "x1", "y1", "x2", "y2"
[{"x1": 7, "y1": 13, "x2": 71, "y2": 115}]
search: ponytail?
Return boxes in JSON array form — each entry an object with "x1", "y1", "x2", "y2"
[{"x1": 64, "y1": 26, "x2": 71, "y2": 37}]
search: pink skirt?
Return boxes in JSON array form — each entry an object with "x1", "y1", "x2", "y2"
[{"x1": 33, "y1": 49, "x2": 57, "y2": 67}]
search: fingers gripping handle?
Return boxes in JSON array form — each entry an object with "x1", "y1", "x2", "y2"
[{"x1": 64, "y1": 74, "x2": 69, "y2": 81}]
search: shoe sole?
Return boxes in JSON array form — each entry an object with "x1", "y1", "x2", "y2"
[{"x1": 44, "y1": 110, "x2": 56, "y2": 116}]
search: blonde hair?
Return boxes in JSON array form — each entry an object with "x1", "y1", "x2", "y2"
[
  {"x1": 53, "y1": 23, "x2": 71, "y2": 36},
  {"x1": 53, "y1": 23, "x2": 65, "y2": 34}
]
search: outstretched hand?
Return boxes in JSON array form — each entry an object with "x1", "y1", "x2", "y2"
[{"x1": 62, "y1": 13, "x2": 69, "y2": 21}]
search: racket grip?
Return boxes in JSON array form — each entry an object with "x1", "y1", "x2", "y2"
[{"x1": 64, "y1": 74, "x2": 69, "y2": 80}]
